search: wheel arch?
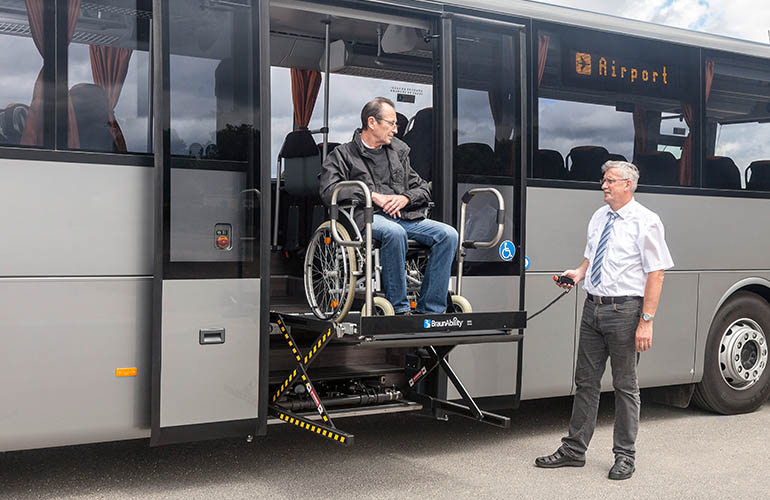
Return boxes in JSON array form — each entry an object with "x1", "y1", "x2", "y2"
[{"x1": 696, "y1": 277, "x2": 770, "y2": 382}]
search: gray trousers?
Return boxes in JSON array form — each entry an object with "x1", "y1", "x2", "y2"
[{"x1": 561, "y1": 297, "x2": 642, "y2": 461}]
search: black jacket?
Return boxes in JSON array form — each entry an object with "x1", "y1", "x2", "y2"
[{"x1": 319, "y1": 129, "x2": 431, "y2": 228}]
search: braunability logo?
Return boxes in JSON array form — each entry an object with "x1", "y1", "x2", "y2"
[{"x1": 423, "y1": 317, "x2": 464, "y2": 329}]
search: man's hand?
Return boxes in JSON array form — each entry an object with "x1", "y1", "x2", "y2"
[
  {"x1": 636, "y1": 320, "x2": 653, "y2": 352},
  {"x1": 556, "y1": 268, "x2": 585, "y2": 290},
  {"x1": 372, "y1": 193, "x2": 409, "y2": 218}
]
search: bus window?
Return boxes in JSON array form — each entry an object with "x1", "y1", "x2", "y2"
[
  {"x1": 270, "y1": 67, "x2": 432, "y2": 176},
  {"x1": 0, "y1": 0, "x2": 52, "y2": 149},
  {"x1": 705, "y1": 54, "x2": 770, "y2": 191},
  {"x1": 535, "y1": 26, "x2": 699, "y2": 187},
  {"x1": 455, "y1": 24, "x2": 520, "y2": 275},
  {"x1": 67, "y1": 1, "x2": 152, "y2": 154}
]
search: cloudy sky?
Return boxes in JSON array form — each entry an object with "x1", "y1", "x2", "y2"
[{"x1": 540, "y1": 0, "x2": 770, "y2": 43}]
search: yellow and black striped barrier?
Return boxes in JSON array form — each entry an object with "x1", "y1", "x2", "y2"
[{"x1": 269, "y1": 406, "x2": 354, "y2": 446}]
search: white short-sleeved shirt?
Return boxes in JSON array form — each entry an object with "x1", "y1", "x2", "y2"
[{"x1": 583, "y1": 198, "x2": 674, "y2": 298}]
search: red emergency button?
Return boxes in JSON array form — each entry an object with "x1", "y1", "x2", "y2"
[{"x1": 216, "y1": 235, "x2": 230, "y2": 249}]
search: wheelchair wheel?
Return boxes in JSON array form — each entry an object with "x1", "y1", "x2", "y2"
[
  {"x1": 304, "y1": 221, "x2": 357, "y2": 321},
  {"x1": 361, "y1": 296, "x2": 395, "y2": 317},
  {"x1": 449, "y1": 295, "x2": 473, "y2": 313}
]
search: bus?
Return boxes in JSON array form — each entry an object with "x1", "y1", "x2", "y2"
[{"x1": 1, "y1": 0, "x2": 769, "y2": 452}]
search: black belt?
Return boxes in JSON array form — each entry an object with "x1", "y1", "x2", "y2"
[{"x1": 586, "y1": 293, "x2": 642, "y2": 305}]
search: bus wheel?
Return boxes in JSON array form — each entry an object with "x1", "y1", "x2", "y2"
[
  {"x1": 449, "y1": 295, "x2": 473, "y2": 314},
  {"x1": 361, "y1": 296, "x2": 395, "y2": 317},
  {"x1": 693, "y1": 291, "x2": 770, "y2": 414}
]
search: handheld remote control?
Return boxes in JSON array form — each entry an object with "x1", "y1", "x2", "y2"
[{"x1": 553, "y1": 275, "x2": 575, "y2": 286}]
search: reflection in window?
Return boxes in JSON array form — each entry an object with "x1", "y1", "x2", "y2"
[
  {"x1": 0, "y1": 0, "x2": 49, "y2": 148},
  {"x1": 706, "y1": 55, "x2": 770, "y2": 190},
  {"x1": 68, "y1": 1, "x2": 151, "y2": 153},
  {"x1": 169, "y1": 1, "x2": 254, "y2": 161},
  {"x1": 535, "y1": 28, "x2": 697, "y2": 187}
]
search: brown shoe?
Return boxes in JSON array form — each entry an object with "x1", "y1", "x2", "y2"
[
  {"x1": 535, "y1": 449, "x2": 586, "y2": 468},
  {"x1": 608, "y1": 456, "x2": 635, "y2": 480}
]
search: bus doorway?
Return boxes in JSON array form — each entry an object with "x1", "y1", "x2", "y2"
[{"x1": 265, "y1": 2, "x2": 527, "y2": 443}]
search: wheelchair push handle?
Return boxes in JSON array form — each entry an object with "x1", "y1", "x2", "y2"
[
  {"x1": 330, "y1": 181, "x2": 375, "y2": 316},
  {"x1": 329, "y1": 181, "x2": 372, "y2": 248},
  {"x1": 459, "y1": 187, "x2": 506, "y2": 249}
]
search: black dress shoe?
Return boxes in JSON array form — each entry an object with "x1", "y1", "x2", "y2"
[
  {"x1": 535, "y1": 449, "x2": 586, "y2": 468},
  {"x1": 608, "y1": 456, "x2": 635, "y2": 480}
]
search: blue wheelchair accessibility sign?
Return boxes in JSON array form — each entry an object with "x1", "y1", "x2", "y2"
[{"x1": 498, "y1": 240, "x2": 515, "y2": 262}]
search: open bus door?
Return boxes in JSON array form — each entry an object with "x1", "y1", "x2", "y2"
[
  {"x1": 150, "y1": 0, "x2": 271, "y2": 446},
  {"x1": 438, "y1": 13, "x2": 528, "y2": 404}
]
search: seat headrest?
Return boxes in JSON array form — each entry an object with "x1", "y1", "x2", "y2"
[
  {"x1": 394, "y1": 112, "x2": 408, "y2": 140},
  {"x1": 279, "y1": 129, "x2": 319, "y2": 159},
  {"x1": 704, "y1": 156, "x2": 741, "y2": 190},
  {"x1": 747, "y1": 160, "x2": 770, "y2": 191},
  {"x1": 0, "y1": 103, "x2": 29, "y2": 145},
  {"x1": 69, "y1": 83, "x2": 114, "y2": 152}
]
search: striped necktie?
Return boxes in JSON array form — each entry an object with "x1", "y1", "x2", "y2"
[{"x1": 590, "y1": 211, "x2": 619, "y2": 287}]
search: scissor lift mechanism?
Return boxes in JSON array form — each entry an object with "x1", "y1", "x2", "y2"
[{"x1": 268, "y1": 309, "x2": 526, "y2": 446}]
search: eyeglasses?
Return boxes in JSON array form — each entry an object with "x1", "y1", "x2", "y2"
[
  {"x1": 377, "y1": 117, "x2": 398, "y2": 129},
  {"x1": 599, "y1": 177, "x2": 630, "y2": 185}
]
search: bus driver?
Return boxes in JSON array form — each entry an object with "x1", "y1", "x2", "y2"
[{"x1": 319, "y1": 97, "x2": 458, "y2": 315}]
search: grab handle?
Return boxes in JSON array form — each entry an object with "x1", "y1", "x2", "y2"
[{"x1": 456, "y1": 187, "x2": 506, "y2": 296}]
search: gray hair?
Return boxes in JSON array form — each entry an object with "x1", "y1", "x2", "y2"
[
  {"x1": 360, "y1": 97, "x2": 395, "y2": 129},
  {"x1": 602, "y1": 160, "x2": 639, "y2": 192}
]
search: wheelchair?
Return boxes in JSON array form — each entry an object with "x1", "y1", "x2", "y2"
[{"x1": 303, "y1": 181, "x2": 505, "y2": 322}]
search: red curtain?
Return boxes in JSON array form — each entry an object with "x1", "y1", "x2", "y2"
[
  {"x1": 679, "y1": 104, "x2": 694, "y2": 185},
  {"x1": 20, "y1": 0, "x2": 45, "y2": 146},
  {"x1": 538, "y1": 34, "x2": 550, "y2": 87},
  {"x1": 89, "y1": 45, "x2": 133, "y2": 152},
  {"x1": 705, "y1": 60, "x2": 716, "y2": 102},
  {"x1": 632, "y1": 108, "x2": 647, "y2": 155},
  {"x1": 21, "y1": 0, "x2": 82, "y2": 148},
  {"x1": 678, "y1": 61, "x2": 715, "y2": 186},
  {"x1": 290, "y1": 69, "x2": 322, "y2": 129},
  {"x1": 488, "y1": 35, "x2": 516, "y2": 143}
]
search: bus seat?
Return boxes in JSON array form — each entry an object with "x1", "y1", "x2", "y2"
[
  {"x1": 403, "y1": 107, "x2": 433, "y2": 181},
  {"x1": 394, "y1": 112, "x2": 408, "y2": 140},
  {"x1": 0, "y1": 103, "x2": 29, "y2": 145},
  {"x1": 634, "y1": 151, "x2": 679, "y2": 186},
  {"x1": 704, "y1": 156, "x2": 741, "y2": 190},
  {"x1": 746, "y1": 160, "x2": 770, "y2": 191},
  {"x1": 607, "y1": 153, "x2": 627, "y2": 162},
  {"x1": 280, "y1": 128, "x2": 321, "y2": 197},
  {"x1": 455, "y1": 142, "x2": 496, "y2": 175},
  {"x1": 317, "y1": 142, "x2": 341, "y2": 155},
  {"x1": 566, "y1": 145, "x2": 609, "y2": 181},
  {"x1": 69, "y1": 83, "x2": 115, "y2": 152},
  {"x1": 534, "y1": 149, "x2": 566, "y2": 179}
]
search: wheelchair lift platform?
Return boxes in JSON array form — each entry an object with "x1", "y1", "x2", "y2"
[{"x1": 268, "y1": 310, "x2": 527, "y2": 446}]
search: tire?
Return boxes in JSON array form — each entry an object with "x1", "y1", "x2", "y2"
[
  {"x1": 361, "y1": 296, "x2": 395, "y2": 317},
  {"x1": 449, "y1": 295, "x2": 473, "y2": 313},
  {"x1": 693, "y1": 291, "x2": 770, "y2": 414},
  {"x1": 304, "y1": 221, "x2": 357, "y2": 322}
]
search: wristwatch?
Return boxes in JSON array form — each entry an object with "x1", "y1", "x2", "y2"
[{"x1": 641, "y1": 312, "x2": 654, "y2": 322}]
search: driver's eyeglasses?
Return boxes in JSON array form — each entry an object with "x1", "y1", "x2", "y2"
[
  {"x1": 600, "y1": 177, "x2": 629, "y2": 186},
  {"x1": 377, "y1": 117, "x2": 398, "y2": 129}
]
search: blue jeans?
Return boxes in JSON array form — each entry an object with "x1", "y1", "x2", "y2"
[{"x1": 370, "y1": 214, "x2": 458, "y2": 314}]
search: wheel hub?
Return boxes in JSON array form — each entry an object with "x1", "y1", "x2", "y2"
[{"x1": 719, "y1": 318, "x2": 768, "y2": 391}]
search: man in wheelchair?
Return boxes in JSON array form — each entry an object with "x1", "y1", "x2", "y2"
[{"x1": 319, "y1": 97, "x2": 458, "y2": 315}]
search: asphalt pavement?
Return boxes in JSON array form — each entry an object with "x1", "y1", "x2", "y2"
[{"x1": 1, "y1": 395, "x2": 769, "y2": 500}]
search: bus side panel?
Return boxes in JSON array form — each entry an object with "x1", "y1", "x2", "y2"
[
  {"x1": 694, "y1": 272, "x2": 770, "y2": 382},
  {"x1": 0, "y1": 278, "x2": 152, "y2": 452},
  {"x1": 0, "y1": 159, "x2": 153, "y2": 277},
  {"x1": 595, "y1": 272, "x2": 699, "y2": 391}
]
